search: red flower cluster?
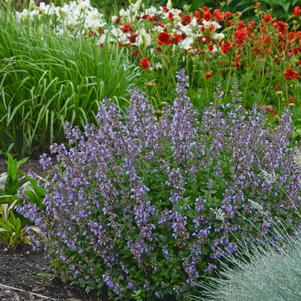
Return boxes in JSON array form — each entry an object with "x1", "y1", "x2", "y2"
[{"x1": 283, "y1": 67, "x2": 299, "y2": 80}]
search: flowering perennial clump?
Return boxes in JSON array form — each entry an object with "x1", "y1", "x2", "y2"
[
  {"x1": 17, "y1": 0, "x2": 301, "y2": 75},
  {"x1": 20, "y1": 71, "x2": 301, "y2": 299},
  {"x1": 16, "y1": 0, "x2": 301, "y2": 111}
]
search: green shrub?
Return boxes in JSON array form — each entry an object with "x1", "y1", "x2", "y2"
[
  {"x1": 20, "y1": 71, "x2": 301, "y2": 300},
  {"x1": 0, "y1": 153, "x2": 44, "y2": 250}
]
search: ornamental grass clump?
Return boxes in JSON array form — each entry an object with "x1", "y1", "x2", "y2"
[
  {"x1": 191, "y1": 229, "x2": 301, "y2": 301},
  {"x1": 19, "y1": 70, "x2": 301, "y2": 300}
]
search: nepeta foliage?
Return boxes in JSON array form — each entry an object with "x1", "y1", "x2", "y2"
[{"x1": 19, "y1": 70, "x2": 301, "y2": 300}]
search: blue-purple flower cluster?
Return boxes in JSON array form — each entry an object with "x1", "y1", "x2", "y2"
[{"x1": 19, "y1": 70, "x2": 301, "y2": 299}]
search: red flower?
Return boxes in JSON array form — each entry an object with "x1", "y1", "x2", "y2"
[
  {"x1": 283, "y1": 67, "x2": 299, "y2": 80},
  {"x1": 88, "y1": 31, "x2": 96, "y2": 38},
  {"x1": 132, "y1": 49, "x2": 140, "y2": 56},
  {"x1": 237, "y1": 21, "x2": 247, "y2": 30},
  {"x1": 275, "y1": 84, "x2": 281, "y2": 91},
  {"x1": 195, "y1": 10, "x2": 201, "y2": 22},
  {"x1": 224, "y1": 11, "x2": 232, "y2": 19},
  {"x1": 168, "y1": 12, "x2": 174, "y2": 22},
  {"x1": 288, "y1": 32, "x2": 295, "y2": 41},
  {"x1": 115, "y1": 16, "x2": 121, "y2": 25},
  {"x1": 128, "y1": 33, "x2": 138, "y2": 43},
  {"x1": 203, "y1": 11, "x2": 212, "y2": 21},
  {"x1": 181, "y1": 15, "x2": 192, "y2": 26},
  {"x1": 221, "y1": 40, "x2": 232, "y2": 54},
  {"x1": 233, "y1": 54, "x2": 241, "y2": 68},
  {"x1": 213, "y1": 9, "x2": 223, "y2": 22},
  {"x1": 294, "y1": 6, "x2": 300, "y2": 17},
  {"x1": 140, "y1": 57, "x2": 150, "y2": 70},
  {"x1": 171, "y1": 33, "x2": 183, "y2": 44},
  {"x1": 263, "y1": 14, "x2": 272, "y2": 22},
  {"x1": 207, "y1": 44, "x2": 214, "y2": 51},
  {"x1": 225, "y1": 20, "x2": 232, "y2": 27},
  {"x1": 157, "y1": 31, "x2": 171, "y2": 45},
  {"x1": 289, "y1": 96, "x2": 296, "y2": 105},
  {"x1": 142, "y1": 14, "x2": 152, "y2": 21},
  {"x1": 248, "y1": 20, "x2": 255, "y2": 27},
  {"x1": 273, "y1": 21, "x2": 287, "y2": 35},
  {"x1": 204, "y1": 71, "x2": 213, "y2": 79},
  {"x1": 234, "y1": 29, "x2": 246, "y2": 46},
  {"x1": 259, "y1": 105, "x2": 277, "y2": 116},
  {"x1": 121, "y1": 23, "x2": 133, "y2": 33}
]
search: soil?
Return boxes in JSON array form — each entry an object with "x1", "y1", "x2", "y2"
[{"x1": 0, "y1": 245, "x2": 108, "y2": 301}]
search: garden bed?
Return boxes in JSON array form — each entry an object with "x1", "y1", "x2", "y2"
[{"x1": 0, "y1": 245, "x2": 107, "y2": 301}]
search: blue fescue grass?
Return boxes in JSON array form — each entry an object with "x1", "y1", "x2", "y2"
[{"x1": 191, "y1": 224, "x2": 301, "y2": 301}]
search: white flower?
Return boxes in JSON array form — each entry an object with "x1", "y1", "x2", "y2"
[
  {"x1": 155, "y1": 62, "x2": 163, "y2": 70},
  {"x1": 98, "y1": 34, "x2": 107, "y2": 45},
  {"x1": 144, "y1": 6, "x2": 158, "y2": 16},
  {"x1": 130, "y1": 0, "x2": 142, "y2": 13},
  {"x1": 111, "y1": 16, "x2": 119, "y2": 23},
  {"x1": 214, "y1": 208, "x2": 225, "y2": 222},
  {"x1": 135, "y1": 28, "x2": 152, "y2": 46},
  {"x1": 119, "y1": 8, "x2": 130, "y2": 17},
  {"x1": 77, "y1": 0, "x2": 91, "y2": 11},
  {"x1": 213, "y1": 33, "x2": 225, "y2": 41},
  {"x1": 202, "y1": 20, "x2": 221, "y2": 31},
  {"x1": 29, "y1": 10, "x2": 40, "y2": 18},
  {"x1": 179, "y1": 37, "x2": 194, "y2": 50}
]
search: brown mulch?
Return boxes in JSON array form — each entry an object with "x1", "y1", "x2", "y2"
[{"x1": 0, "y1": 245, "x2": 109, "y2": 301}]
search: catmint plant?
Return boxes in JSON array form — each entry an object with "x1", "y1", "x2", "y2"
[{"x1": 19, "y1": 70, "x2": 301, "y2": 300}]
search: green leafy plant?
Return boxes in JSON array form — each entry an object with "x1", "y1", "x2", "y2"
[
  {"x1": 19, "y1": 72, "x2": 301, "y2": 300},
  {"x1": 0, "y1": 153, "x2": 44, "y2": 250},
  {"x1": 0, "y1": 8, "x2": 138, "y2": 156},
  {"x1": 0, "y1": 153, "x2": 28, "y2": 203},
  {"x1": 0, "y1": 201, "x2": 39, "y2": 250}
]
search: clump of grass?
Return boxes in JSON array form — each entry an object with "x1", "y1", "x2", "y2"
[
  {"x1": 0, "y1": 9, "x2": 138, "y2": 157},
  {"x1": 191, "y1": 226, "x2": 301, "y2": 301}
]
